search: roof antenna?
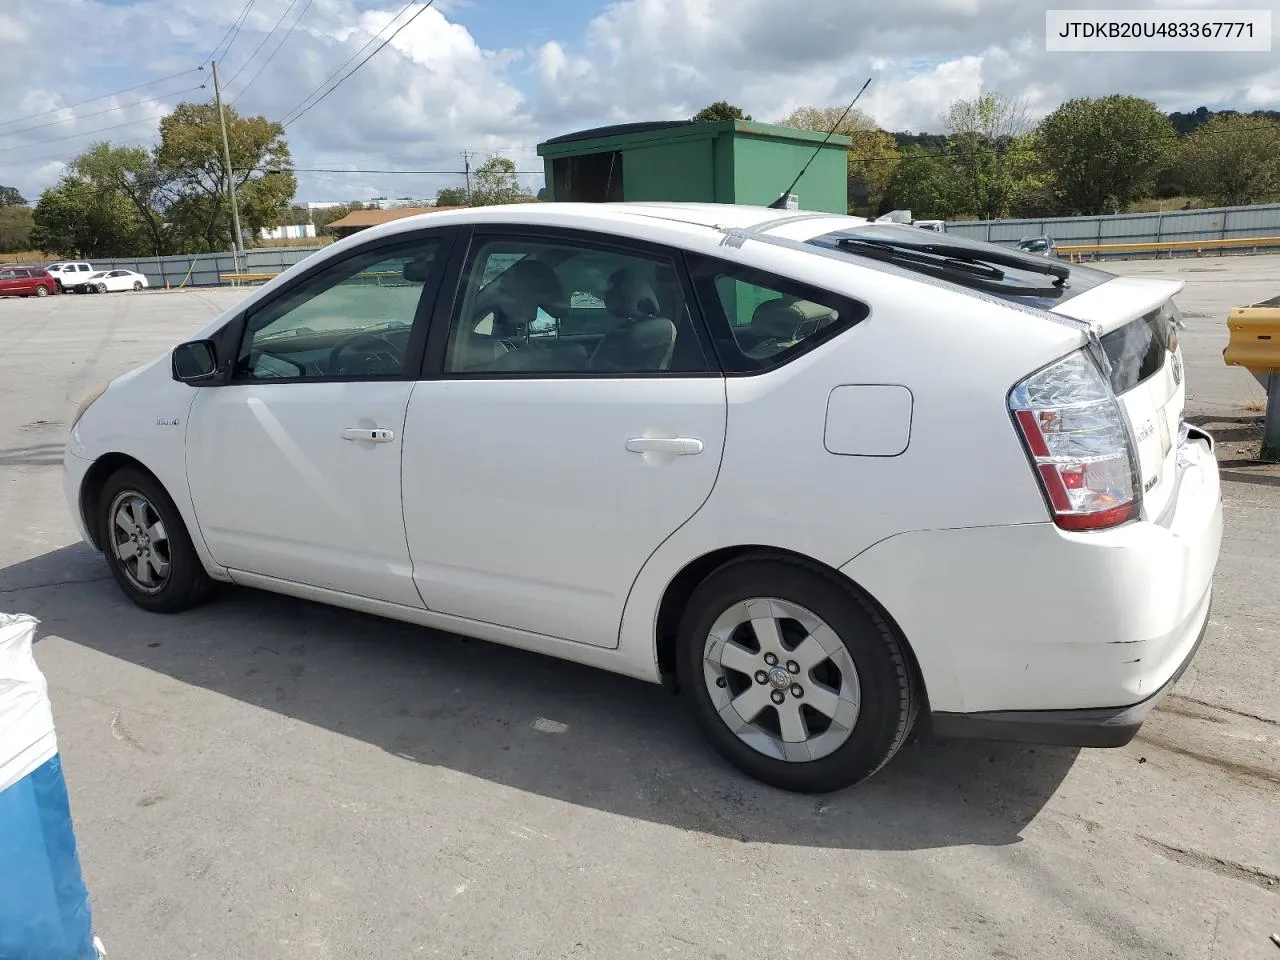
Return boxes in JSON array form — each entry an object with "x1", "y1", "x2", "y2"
[{"x1": 769, "y1": 76, "x2": 872, "y2": 210}]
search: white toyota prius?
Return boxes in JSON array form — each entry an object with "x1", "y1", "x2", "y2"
[{"x1": 63, "y1": 202, "x2": 1222, "y2": 792}]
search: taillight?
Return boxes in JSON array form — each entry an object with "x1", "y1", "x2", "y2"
[{"x1": 1009, "y1": 349, "x2": 1141, "y2": 531}]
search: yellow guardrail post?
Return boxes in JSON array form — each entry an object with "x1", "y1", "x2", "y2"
[{"x1": 1224, "y1": 296, "x2": 1280, "y2": 460}]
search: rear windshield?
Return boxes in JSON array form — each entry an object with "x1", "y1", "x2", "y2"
[
  {"x1": 808, "y1": 225, "x2": 1112, "y2": 310},
  {"x1": 1100, "y1": 308, "x2": 1172, "y2": 394}
]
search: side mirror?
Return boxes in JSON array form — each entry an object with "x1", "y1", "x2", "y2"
[{"x1": 172, "y1": 340, "x2": 218, "y2": 383}]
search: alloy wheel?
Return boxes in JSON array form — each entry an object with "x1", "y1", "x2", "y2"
[
  {"x1": 702, "y1": 597, "x2": 861, "y2": 763},
  {"x1": 108, "y1": 491, "x2": 172, "y2": 593}
]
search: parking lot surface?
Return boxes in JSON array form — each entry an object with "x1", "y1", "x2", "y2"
[{"x1": 2, "y1": 263, "x2": 1278, "y2": 959}]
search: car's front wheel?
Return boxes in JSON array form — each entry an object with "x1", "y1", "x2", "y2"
[
  {"x1": 132, "y1": 280, "x2": 143, "y2": 290},
  {"x1": 95, "y1": 282, "x2": 107, "y2": 294},
  {"x1": 98, "y1": 468, "x2": 216, "y2": 613},
  {"x1": 677, "y1": 555, "x2": 918, "y2": 793},
  {"x1": 35, "y1": 285, "x2": 49, "y2": 297}
]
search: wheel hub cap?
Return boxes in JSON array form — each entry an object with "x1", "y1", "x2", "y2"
[{"x1": 702, "y1": 597, "x2": 861, "y2": 763}]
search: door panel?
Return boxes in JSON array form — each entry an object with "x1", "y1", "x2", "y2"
[
  {"x1": 187, "y1": 381, "x2": 421, "y2": 605},
  {"x1": 402, "y1": 377, "x2": 726, "y2": 646},
  {"x1": 183, "y1": 232, "x2": 451, "y2": 606}
]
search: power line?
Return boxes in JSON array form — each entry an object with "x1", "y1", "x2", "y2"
[
  {"x1": 0, "y1": 68, "x2": 203, "y2": 129},
  {"x1": 0, "y1": 85, "x2": 206, "y2": 139},
  {"x1": 277, "y1": 0, "x2": 417, "y2": 126},
  {"x1": 229, "y1": 0, "x2": 318, "y2": 106},
  {"x1": 283, "y1": 0, "x2": 433, "y2": 129},
  {"x1": 0, "y1": 115, "x2": 169, "y2": 158},
  {"x1": 212, "y1": 0, "x2": 259, "y2": 65},
  {"x1": 245, "y1": 166, "x2": 542, "y2": 174},
  {"x1": 224, "y1": 0, "x2": 302, "y2": 91}
]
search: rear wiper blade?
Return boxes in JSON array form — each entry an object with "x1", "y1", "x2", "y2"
[{"x1": 836, "y1": 237, "x2": 1069, "y2": 297}]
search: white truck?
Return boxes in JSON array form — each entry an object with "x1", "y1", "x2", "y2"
[
  {"x1": 45, "y1": 262, "x2": 97, "y2": 292},
  {"x1": 875, "y1": 210, "x2": 945, "y2": 233}
]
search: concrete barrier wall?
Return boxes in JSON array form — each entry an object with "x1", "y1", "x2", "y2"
[{"x1": 946, "y1": 203, "x2": 1280, "y2": 255}]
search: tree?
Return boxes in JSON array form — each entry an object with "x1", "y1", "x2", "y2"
[
  {"x1": 31, "y1": 175, "x2": 148, "y2": 257},
  {"x1": 941, "y1": 93, "x2": 1031, "y2": 220},
  {"x1": 156, "y1": 101, "x2": 295, "y2": 251},
  {"x1": 1180, "y1": 114, "x2": 1280, "y2": 206},
  {"x1": 692, "y1": 101, "x2": 751, "y2": 122},
  {"x1": 884, "y1": 147, "x2": 964, "y2": 220},
  {"x1": 30, "y1": 100, "x2": 297, "y2": 257},
  {"x1": 0, "y1": 206, "x2": 33, "y2": 252},
  {"x1": 1036, "y1": 95, "x2": 1175, "y2": 215},
  {"x1": 69, "y1": 143, "x2": 176, "y2": 255},
  {"x1": 780, "y1": 106, "x2": 901, "y2": 215},
  {"x1": 435, "y1": 186, "x2": 470, "y2": 206},
  {"x1": 0, "y1": 185, "x2": 27, "y2": 207},
  {"x1": 467, "y1": 156, "x2": 534, "y2": 206}
]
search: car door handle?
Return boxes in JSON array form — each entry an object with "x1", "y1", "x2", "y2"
[
  {"x1": 341, "y1": 427, "x2": 395, "y2": 443},
  {"x1": 625, "y1": 437, "x2": 703, "y2": 456}
]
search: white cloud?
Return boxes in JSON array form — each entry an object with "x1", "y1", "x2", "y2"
[{"x1": 0, "y1": 0, "x2": 1276, "y2": 204}]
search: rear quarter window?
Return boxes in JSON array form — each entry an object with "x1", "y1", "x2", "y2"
[{"x1": 689, "y1": 255, "x2": 869, "y2": 373}]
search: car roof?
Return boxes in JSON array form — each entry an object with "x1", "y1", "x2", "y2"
[{"x1": 352, "y1": 201, "x2": 868, "y2": 254}]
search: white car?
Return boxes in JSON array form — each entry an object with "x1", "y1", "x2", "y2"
[
  {"x1": 73, "y1": 269, "x2": 149, "y2": 294},
  {"x1": 62, "y1": 202, "x2": 1222, "y2": 792},
  {"x1": 46, "y1": 261, "x2": 96, "y2": 291}
]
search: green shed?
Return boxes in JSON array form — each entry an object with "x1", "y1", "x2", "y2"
[{"x1": 536, "y1": 120, "x2": 851, "y2": 214}]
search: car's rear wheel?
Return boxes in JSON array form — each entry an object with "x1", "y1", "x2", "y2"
[
  {"x1": 35, "y1": 285, "x2": 49, "y2": 297},
  {"x1": 132, "y1": 280, "x2": 143, "y2": 290},
  {"x1": 677, "y1": 555, "x2": 918, "y2": 793},
  {"x1": 98, "y1": 468, "x2": 216, "y2": 613}
]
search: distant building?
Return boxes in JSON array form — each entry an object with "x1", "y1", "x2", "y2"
[
  {"x1": 325, "y1": 206, "x2": 466, "y2": 240},
  {"x1": 258, "y1": 223, "x2": 317, "y2": 241}
]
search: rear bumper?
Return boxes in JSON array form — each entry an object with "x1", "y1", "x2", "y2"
[
  {"x1": 929, "y1": 589, "x2": 1211, "y2": 747},
  {"x1": 840, "y1": 423, "x2": 1223, "y2": 726}
]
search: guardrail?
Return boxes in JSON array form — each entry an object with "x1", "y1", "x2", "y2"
[
  {"x1": 1060, "y1": 235, "x2": 1280, "y2": 261},
  {"x1": 217, "y1": 269, "x2": 410, "y2": 287},
  {"x1": 219, "y1": 272, "x2": 280, "y2": 286},
  {"x1": 1223, "y1": 296, "x2": 1280, "y2": 461}
]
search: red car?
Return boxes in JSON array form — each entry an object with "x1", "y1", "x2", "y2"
[{"x1": 0, "y1": 265, "x2": 59, "y2": 297}]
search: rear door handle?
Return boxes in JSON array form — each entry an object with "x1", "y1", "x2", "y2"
[
  {"x1": 342, "y1": 427, "x2": 395, "y2": 443},
  {"x1": 625, "y1": 437, "x2": 704, "y2": 456}
]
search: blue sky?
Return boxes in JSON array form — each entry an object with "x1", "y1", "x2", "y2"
[{"x1": 2, "y1": 0, "x2": 1277, "y2": 204}]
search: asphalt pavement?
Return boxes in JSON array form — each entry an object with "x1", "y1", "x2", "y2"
[{"x1": 1, "y1": 261, "x2": 1277, "y2": 960}]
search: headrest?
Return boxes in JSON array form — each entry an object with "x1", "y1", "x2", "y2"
[
  {"x1": 751, "y1": 297, "x2": 839, "y2": 342},
  {"x1": 604, "y1": 267, "x2": 660, "y2": 319},
  {"x1": 496, "y1": 259, "x2": 567, "y2": 318},
  {"x1": 402, "y1": 256, "x2": 434, "y2": 283}
]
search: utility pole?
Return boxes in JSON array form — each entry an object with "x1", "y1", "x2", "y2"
[
  {"x1": 211, "y1": 61, "x2": 244, "y2": 271},
  {"x1": 462, "y1": 150, "x2": 473, "y2": 204}
]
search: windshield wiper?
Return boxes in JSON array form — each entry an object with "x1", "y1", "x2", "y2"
[{"x1": 836, "y1": 236, "x2": 1069, "y2": 297}]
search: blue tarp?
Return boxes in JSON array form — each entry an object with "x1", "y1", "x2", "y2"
[
  {"x1": 0, "y1": 613, "x2": 100, "y2": 960},
  {"x1": 0, "y1": 755, "x2": 97, "y2": 960}
]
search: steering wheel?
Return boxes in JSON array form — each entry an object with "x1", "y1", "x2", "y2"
[{"x1": 327, "y1": 331, "x2": 402, "y2": 376}]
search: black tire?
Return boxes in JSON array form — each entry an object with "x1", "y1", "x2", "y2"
[
  {"x1": 98, "y1": 467, "x2": 216, "y2": 613},
  {"x1": 96, "y1": 283, "x2": 107, "y2": 294},
  {"x1": 35, "y1": 285, "x2": 49, "y2": 297},
  {"x1": 55, "y1": 281, "x2": 64, "y2": 293},
  {"x1": 132, "y1": 280, "x2": 143, "y2": 290},
  {"x1": 676, "y1": 554, "x2": 918, "y2": 793}
]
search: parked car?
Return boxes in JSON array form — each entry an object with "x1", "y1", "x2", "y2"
[
  {"x1": 63, "y1": 202, "x2": 1222, "y2": 792},
  {"x1": 46, "y1": 262, "x2": 96, "y2": 292},
  {"x1": 1016, "y1": 235, "x2": 1058, "y2": 258},
  {"x1": 71, "y1": 269, "x2": 150, "y2": 294},
  {"x1": 0, "y1": 265, "x2": 58, "y2": 297}
]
